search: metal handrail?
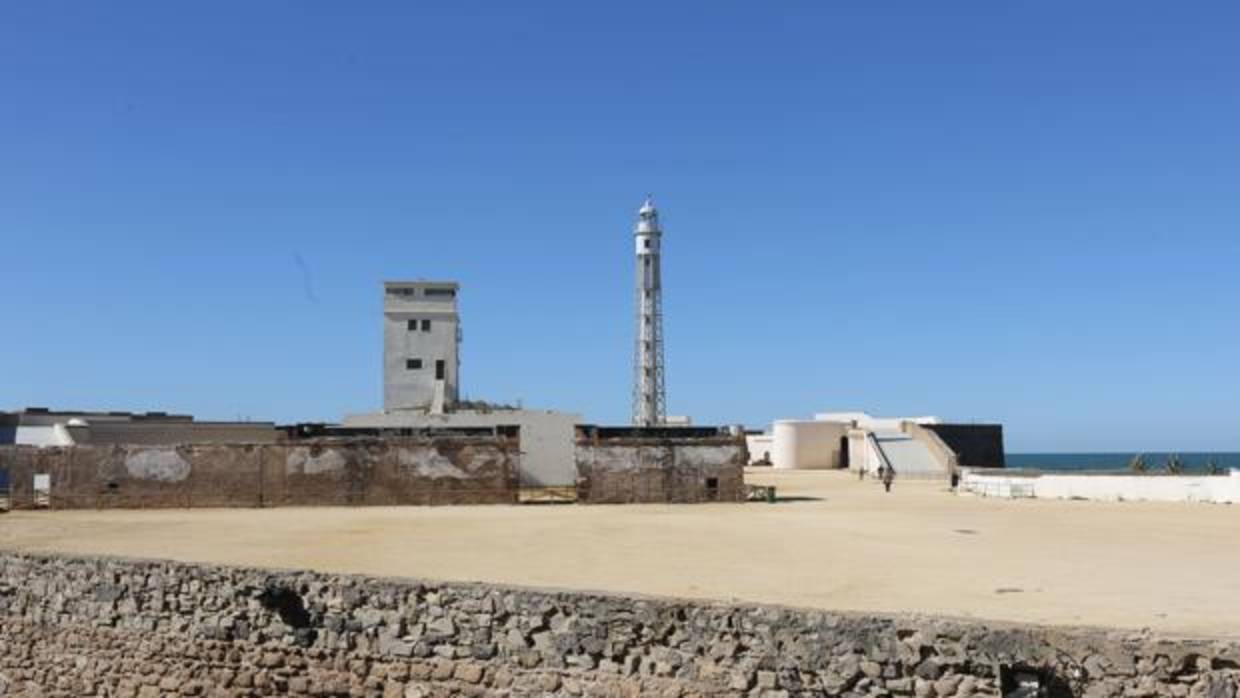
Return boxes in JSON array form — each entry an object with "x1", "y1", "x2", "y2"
[{"x1": 868, "y1": 432, "x2": 895, "y2": 479}]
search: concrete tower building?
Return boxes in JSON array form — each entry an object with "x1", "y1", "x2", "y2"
[
  {"x1": 632, "y1": 197, "x2": 666, "y2": 426},
  {"x1": 383, "y1": 281, "x2": 460, "y2": 413},
  {"x1": 350, "y1": 279, "x2": 581, "y2": 488}
]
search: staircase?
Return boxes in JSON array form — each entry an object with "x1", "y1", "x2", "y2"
[{"x1": 872, "y1": 431, "x2": 949, "y2": 479}]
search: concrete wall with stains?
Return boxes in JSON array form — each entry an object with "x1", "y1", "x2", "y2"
[
  {"x1": 574, "y1": 435, "x2": 747, "y2": 504},
  {"x1": 0, "y1": 438, "x2": 517, "y2": 509}
]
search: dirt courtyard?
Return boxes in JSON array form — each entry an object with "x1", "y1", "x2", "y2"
[{"x1": 3, "y1": 469, "x2": 1238, "y2": 638}]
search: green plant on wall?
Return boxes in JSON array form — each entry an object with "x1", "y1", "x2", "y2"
[
  {"x1": 1164, "y1": 454, "x2": 1184, "y2": 475},
  {"x1": 1128, "y1": 454, "x2": 1147, "y2": 473}
]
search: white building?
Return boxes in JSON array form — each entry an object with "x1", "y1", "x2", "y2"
[
  {"x1": 0, "y1": 409, "x2": 276, "y2": 447},
  {"x1": 744, "y1": 433, "x2": 774, "y2": 464},
  {"x1": 813, "y1": 412, "x2": 940, "y2": 431},
  {"x1": 750, "y1": 411, "x2": 965, "y2": 480},
  {"x1": 383, "y1": 281, "x2": 461, "y2": 413}
]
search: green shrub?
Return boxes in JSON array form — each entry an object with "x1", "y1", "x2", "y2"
[{"x1": 1164, "y1": 454, "x2": 1184, "y2": 475}]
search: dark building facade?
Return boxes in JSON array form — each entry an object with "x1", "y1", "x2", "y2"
[{"x1": 925, "y1": 423, "x2": 1005, "y2": 468}]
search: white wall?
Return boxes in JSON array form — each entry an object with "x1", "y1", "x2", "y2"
[
  {"x1": 771, "y1": 420, "x2": 848, "y2": 470},
  {"x1": 847, "y1": 429, "x2": 883, "y2": 475},
  {"x1": 745, "y1": 435, "x2": 774, "y2": 464},
  {"x1": 14, "y1": 424, "x2": 75, "y2": 447},
  {"x1": 959, "y1": 469, "x2": 1240, "y2": 504},
  {"x1": 814, "y1": 412, "x2": 940, "y2": 432}
]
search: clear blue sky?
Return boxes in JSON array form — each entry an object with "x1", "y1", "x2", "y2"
[{"x1": 3, "y1": 3, "x2": 1238, "y2": 452}]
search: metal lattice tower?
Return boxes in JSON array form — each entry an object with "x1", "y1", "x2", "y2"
[{"x1": 632, "y1": 196, "x2": 666, "y2": 426}]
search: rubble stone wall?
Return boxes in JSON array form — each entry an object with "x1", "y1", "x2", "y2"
[
  {"x1": 575, "y1": 439, "x2": 747, "y2": 504},
  {"x1": 2, "y1": 552, "x2": 1238, "y2": 697},
  {"x1": 0, "y1": 438, "x2": 518, "y2": 510}
]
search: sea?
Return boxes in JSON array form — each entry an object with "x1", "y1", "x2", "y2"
[{"x1": 1005, "y1": 452, "x2": 1240, "y2": 473}]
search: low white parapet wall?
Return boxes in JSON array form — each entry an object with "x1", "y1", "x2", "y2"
[{"x1": 959, "y1": 468, "x2": 1240, "y2": 504}]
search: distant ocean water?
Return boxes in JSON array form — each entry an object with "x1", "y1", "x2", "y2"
[{"x1": 1006, "y1": 452, "x2": 1240, "y2": 473}]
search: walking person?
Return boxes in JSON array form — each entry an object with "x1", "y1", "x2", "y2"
[{"x1": 881, "y1": 465, "x2": 894, "y2": 493}]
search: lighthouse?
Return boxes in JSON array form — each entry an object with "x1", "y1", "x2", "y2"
[{"x1": 632, "y1": 197, "x2": 667, "y2": 426}]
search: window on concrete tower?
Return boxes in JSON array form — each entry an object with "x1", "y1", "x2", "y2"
[
  {"x1": 407, "y1": 319, "x2": 417, "y2": 331},
  {"x1": 421, "y1": 319, "x2": 431, "y2": 331},
  {"x1": 406, "y1": 359, "x2": 423, "y2": 370}
]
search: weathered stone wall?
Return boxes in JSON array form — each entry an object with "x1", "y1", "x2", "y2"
[
  {"x1": 0, "y1": 437, "x2": 518, "y2": 509},
  {"x1": 0, "y1": 434, "x2": 749, "y2": 509},
  {"x1": 575, "y1": 437, "x2": 747, "y2": 504},
  {"x1": 1, "y1": 552, "x2": 1238, "y2": 697}
]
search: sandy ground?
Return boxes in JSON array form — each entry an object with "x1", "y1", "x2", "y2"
[{"x1": 3, "y1": 469, "x2": 1238, "y2": 638}]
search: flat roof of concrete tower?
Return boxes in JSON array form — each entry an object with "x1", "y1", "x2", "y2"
[{"x1": 383, "y1": 280, "x2": 459, "y2": 289}]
